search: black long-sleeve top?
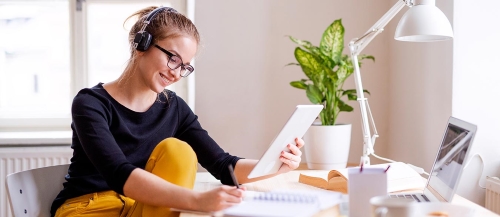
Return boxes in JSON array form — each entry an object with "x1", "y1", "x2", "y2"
[{"x1": 50, "y1": 83, "x2": 241, "y2": 216}]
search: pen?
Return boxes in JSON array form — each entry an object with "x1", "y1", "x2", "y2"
[
  {"x1": 228, "y1": 164, "x2": 240, "y2": 188},
  {"x1": 384, "y1": 165, "x2": 391, "y2": 173},
  {"x1": 359, "y1": 162, "x2": 364, "y2": 173}
]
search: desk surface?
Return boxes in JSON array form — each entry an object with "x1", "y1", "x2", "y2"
[{"x1": 179, "y1": 170, "x2": 499, "y2": 217}]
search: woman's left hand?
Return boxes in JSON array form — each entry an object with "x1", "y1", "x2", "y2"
[{"x1": 277, "y1": 137, "x2": 304, "y2": 174}]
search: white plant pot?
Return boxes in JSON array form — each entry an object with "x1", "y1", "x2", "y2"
[{"x1": 303, "y1": 124, "x2": 351, "y2": 170}]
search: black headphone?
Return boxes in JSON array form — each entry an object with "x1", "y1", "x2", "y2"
[{"x1": 133, "y1": 6, "x2": 177, "y2": 52}]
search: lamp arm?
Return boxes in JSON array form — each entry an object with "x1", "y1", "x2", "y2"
[
  {"x1": 348, "y1": 0, "x2": 412, "y2": 166},
  {"x1": 350, "y1": 52, "x2": 377, "y2": 166},
  {"x1": 350, "y1": 0, "x2": 410, "y2": 56}
]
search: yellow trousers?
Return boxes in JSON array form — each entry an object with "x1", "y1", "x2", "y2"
[{"x1": 54, "y1": 138, "x2": 198, "y2": 217}]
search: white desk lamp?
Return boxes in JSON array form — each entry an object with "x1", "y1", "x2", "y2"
[{"x1": 349, "y1": 0, "x2": 453, "y2": 166}]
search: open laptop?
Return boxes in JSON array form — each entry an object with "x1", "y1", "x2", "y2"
[{"x1": 390, "y1": 116, "x2": 477, "y2": 202}]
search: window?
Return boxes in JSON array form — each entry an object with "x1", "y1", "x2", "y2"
[
  {"x1": 0, "y1": 1, "x2": 71, "y2": 126},
  {"x1": 0, "y1": 0, "x2": 193, "y2": 131}
]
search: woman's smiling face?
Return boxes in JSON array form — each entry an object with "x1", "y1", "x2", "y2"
[{"x1": 136, "y1": 35, "x2": 198, "y2": 93}]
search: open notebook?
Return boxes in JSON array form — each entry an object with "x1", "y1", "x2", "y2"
[{"x1": 172, "y1": 189, "x2": 342, "y2": 217}]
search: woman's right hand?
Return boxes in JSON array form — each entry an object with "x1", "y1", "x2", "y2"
[{"x1": 194, "y1": 185, "x2": 245, "y2": 211}]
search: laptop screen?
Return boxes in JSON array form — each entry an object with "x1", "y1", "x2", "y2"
[{"x1": 427, "y1": 119, "x2": 476, "y2": 201}]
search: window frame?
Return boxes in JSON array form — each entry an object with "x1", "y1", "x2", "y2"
[{"x1": 0, "y1": 0, "x2": 195, "y2": 132}]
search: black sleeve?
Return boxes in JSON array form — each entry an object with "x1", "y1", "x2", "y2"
[
  {"x1": 71, "y1": 91, "x2": 137, "y2": 194},
  {"x1": 173, "y1": 95, "x2": 241, "y2": 185}
]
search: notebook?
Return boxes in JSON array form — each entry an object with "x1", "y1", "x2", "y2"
[
  {"x1": 171, "y1": 189, "x2": 342, "y2": 217},
  {"x1": 390, "y1": 116, "x2": 477, "y2": 202}
]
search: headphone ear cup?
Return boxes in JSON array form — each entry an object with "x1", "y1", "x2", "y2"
[{"x1": 134, "y1": 31, "x2": 153, "y2": 51}]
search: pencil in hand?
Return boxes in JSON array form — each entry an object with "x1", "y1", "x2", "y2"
[{"x1": 228, "y1": 164, "x2": 240, "y2": 188}]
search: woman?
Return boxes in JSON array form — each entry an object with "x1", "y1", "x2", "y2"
[{"x1": 51, "y1": 6, "x2": 304, "y2": 217}]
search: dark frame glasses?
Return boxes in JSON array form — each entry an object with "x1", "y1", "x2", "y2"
[{"x1": 154, "y1": 44, "x2": 194, "y2": 77}]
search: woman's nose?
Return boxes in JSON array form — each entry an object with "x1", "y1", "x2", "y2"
[{"x1": 168, "y1": 68, "x2": 181, "y2": 80}]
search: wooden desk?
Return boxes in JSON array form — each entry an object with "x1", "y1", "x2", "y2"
[{"x1": 180, "y1": 170, "x2": 499, "y2": 217}]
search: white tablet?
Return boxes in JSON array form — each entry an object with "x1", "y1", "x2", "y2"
[{"x1": 247, "y1": 105, "x2": 323, "y2": 179}]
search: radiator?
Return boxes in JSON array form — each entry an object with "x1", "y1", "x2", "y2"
[
  {"x1": 486, "y1": 176, "x2": 500, "y2": 215},
  {"x1": 0, "y1": 146, "x2": 72, "y2": 217}
]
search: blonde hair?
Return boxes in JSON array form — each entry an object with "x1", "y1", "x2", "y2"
[
  {"x1": 125, "y1": 6, "x2": 200, "y2": 56},
  {"x1": 120, "y1": 6, "x2": 200, "y2": 99}
]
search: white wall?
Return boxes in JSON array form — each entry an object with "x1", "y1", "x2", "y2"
[
  {"x1": 452, "y1": 0, "x2": 500, "y2": 206},
  {"x1": 194, "y1": 0, "x2": 391, "y2": 166}
]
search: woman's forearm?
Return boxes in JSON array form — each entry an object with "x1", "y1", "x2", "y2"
[
  {"x1": 123, "y1": 168, "x2": 199, "y2": 209},
  {"x1": 233, "y1": 159, "x2": 281, "y2": 184}
]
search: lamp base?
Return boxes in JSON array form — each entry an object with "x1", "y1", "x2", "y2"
[{"x1": 361, "y1": 155, "x2": 371, "y2": 166}]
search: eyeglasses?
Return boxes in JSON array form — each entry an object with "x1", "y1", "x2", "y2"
[{"x1": 154, "y1": 44, "x2": 194, "y2": 77}]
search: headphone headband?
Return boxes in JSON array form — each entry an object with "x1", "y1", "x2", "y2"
[
  {"x1": 133, "y1": 6, "x2": 177, "y2": 51},
  {"x1": 143, "y1": 7, "x2": 176, "y2": 26}
]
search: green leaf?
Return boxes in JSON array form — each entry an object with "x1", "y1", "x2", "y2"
[
  {"x1": 320, "y1": 19, "x2": 344, "y2": 63},
  {"x1": 290, "y1": 81, "x2": 307, "y2": 89},
  {"x1": 286, "y1": 19, "x2": 375, "y2": 126},
  {"x1": 289, "y1": 36, "x2": 314, "y2": 50},
  {"x1": 306, "y1": 85, "x2": 323, "y2": 104},
  {"x1": 322, "y1": 71, "x2": 336, "y2": 93},
  {"x1": 347, "y1": 92, "x2": 357, "y2": 101},
  {"x1": 342, "y1": 89, "x2": 371, "y2": 100},
  {"x1": 289, "y1": 36, "x2": 322, "y2": 56},
  {"x1": 336, "y1": 62, "x2": 349, "y2": 86},
  {"x1": 319, "y1": 54, "x2": 336, "y2": 70},
  {"x1": 285, "y1": 63, "x2": 300, "y2": 67},
  {"x1": 342, "y1": 89, "x2": 356, "y2": 96},
  {"x1": 338, "y1": 100, "x2": 354, "y2": 112},
  {"x1": 358, "y1": 54, "x2": 375, "y2": 62},
  {"x1": 294, "y1": 47, "x2": 324, "y2": 84},
  {"x1": 356, "y1": 54, "x2": 375, "y2": 67}
]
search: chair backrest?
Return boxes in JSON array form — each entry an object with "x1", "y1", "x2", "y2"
[{"x1": 6, "y1": 164, "x2": 69, "y2": 217}]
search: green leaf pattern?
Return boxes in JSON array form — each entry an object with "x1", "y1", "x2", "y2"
[{"x1": 288, "y1": 19, "x2": 375, "y2": 125}]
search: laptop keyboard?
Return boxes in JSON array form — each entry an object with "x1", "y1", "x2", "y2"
[{"x1": 389, "y1": 194, "x2": 430, "y2": 202}]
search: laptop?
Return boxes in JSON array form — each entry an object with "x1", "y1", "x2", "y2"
[{"x1": 390, "y1": 116, "x2": 477, "y2": 202}]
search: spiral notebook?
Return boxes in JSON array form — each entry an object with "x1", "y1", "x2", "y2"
[{"x1": 172, "y1": 189, "x2": 341, "y2": 217}]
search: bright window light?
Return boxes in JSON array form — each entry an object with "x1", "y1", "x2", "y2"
[
  {"x1": 0, "y1": 0, "x2": 189, "y2": 131},
  {"x1": 0, "y1": 1, "x2": 71, "y2": 118}
]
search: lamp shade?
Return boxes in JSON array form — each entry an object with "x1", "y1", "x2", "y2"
[{"x1": 394, "y1": 0, "x2": 453, "y2": 42}]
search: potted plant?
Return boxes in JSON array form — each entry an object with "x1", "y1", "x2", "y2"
[{"x1": 288, "y1": 19, "x2": 374, "y2": 169}]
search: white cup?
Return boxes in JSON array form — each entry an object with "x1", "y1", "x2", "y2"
[
  {"x1": 370, "y1": 196, "x2": 417, "y2": 217},
  {"x1": 348, "y1": 167, "x2": 388, "y2": 217}
]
